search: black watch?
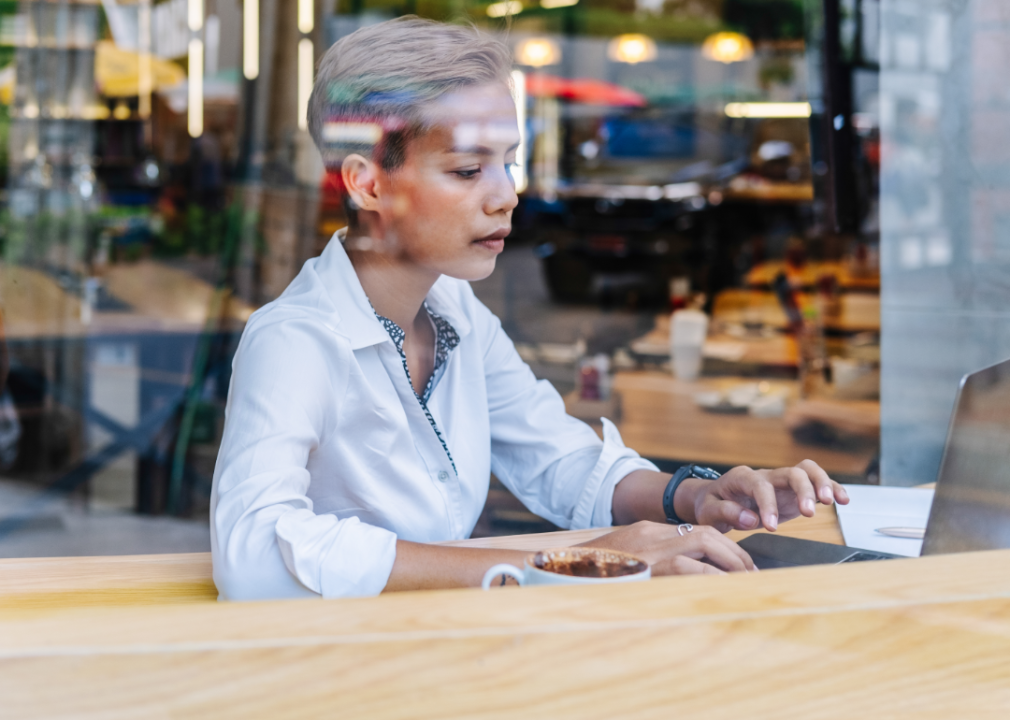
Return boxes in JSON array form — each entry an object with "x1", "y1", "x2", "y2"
[{"x1": 662, "y1": 464, "x2": 722, "y2": 525}]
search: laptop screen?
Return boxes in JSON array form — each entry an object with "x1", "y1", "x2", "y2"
[{"x1": 922, "y1": 357, "x2": 1010, "y2": 555}]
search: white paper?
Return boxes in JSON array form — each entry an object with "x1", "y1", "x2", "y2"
[{"x1": 836, "y1": 485, "x2": 935, "y2": 557}]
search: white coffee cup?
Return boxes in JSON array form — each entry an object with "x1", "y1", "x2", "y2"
[
  {"x1": 670, "y1": 309, "x2": 709, "y2": 382},
  {"x1": 481, "y1": 547, "x2": 651, "y2": 589}
]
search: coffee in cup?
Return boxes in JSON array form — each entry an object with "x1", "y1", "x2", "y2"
[{"x1": 481, "y1": 547, "x2": 651, "y2": 589}]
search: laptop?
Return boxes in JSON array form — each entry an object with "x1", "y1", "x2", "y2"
[{"x1": 738, "y1": 356, "x2": 1010, "y2": 570}]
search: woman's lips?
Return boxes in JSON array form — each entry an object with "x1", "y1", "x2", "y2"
[{"x1": 473, "y1": 229, "x2": 509, "y2": 252}]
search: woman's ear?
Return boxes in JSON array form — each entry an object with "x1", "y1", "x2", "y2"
[{"x1": 341, "y1": 153, "x2": 381, "y2": 212}]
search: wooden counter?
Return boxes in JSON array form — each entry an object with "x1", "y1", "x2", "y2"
[
  {"x1": 2, "y1": 543, "x2": 1008, "y2": 717},
  {"x1": 3, "y1": 509, "x2": 1007, "y2": 717}
]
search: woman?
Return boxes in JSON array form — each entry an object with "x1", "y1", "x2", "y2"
[{"x1": 211, "y1": 17, "x2": 847, "y2": 600}]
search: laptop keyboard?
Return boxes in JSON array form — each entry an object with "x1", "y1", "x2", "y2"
[{"x1": 841, "y1": 551, "x2": 894, "y2": 563}]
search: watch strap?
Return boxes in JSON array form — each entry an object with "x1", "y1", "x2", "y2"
[{"x1": 662, "y1": 464, "x2": 721, "y2": 525}]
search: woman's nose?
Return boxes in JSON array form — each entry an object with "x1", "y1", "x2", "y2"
[{"x1": 484, "y1": 166, "x2": 519, "y2": 215}]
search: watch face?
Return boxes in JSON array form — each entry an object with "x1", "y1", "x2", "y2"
[{"x1": 691, "y1": 466, "x2": 722, "y2": 480}]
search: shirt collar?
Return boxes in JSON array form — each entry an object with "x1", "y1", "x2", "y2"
[{"x1": 315, "y1": 228, "x2": 472, "y2": 350}]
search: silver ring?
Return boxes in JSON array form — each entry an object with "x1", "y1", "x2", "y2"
[{"x1": 677, "y1": 523, "x2": 694, "y2": 536}]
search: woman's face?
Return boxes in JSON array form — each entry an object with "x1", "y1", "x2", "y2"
[{"x1": 371, "y1": 82, "x2": 521, "y2": 282}]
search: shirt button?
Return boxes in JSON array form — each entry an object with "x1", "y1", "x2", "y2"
[{"x1": 437, "y1": 471, "x2": 450, "y2": 482}]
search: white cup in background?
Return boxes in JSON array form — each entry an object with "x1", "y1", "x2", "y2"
[{"x1": 670, "y1": 309, "x2": 709, "y2": 382}]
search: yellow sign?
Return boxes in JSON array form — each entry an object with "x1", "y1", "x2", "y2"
[{"x1": 95, "y1": 40, "x2": 186, "y2": 98}]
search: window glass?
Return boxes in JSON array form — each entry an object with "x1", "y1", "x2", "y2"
[{"x1": 0, "y1": 0, "x2": 882, "y2": 554}]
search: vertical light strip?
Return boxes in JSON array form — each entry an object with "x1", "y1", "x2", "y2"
[
  {"x1": 188, "y1": 39, "x2": 204, "y2": 137},
  {"x1": 298, "y1": 0, "x2": 314, "y2": 34},
  {"x1": 297, "y1": 38, "x2": 313, "y2": 130},
  {"x1": 510, "y1": 69, "x2": 527, "y2": 193},
  {"x1": 188, "y1": 0, "x2": 203, "y2": 31},
  {"x1": 540, "y1": 97, "x2": 559, "y2": 201},
  {"x1": 243, "y1": 0, "x2": 259, "y2": 79},
  {"x1": 138, "y1": 0, "x2": 152, "y2": 118}
]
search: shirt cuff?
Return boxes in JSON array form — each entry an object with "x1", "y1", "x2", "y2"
[
  {"x1": 276, "y1": 510, "x2": 399, "y2": 598},
  {"x1": 571, "y1": 418, "x2": 659, "y2": 529}
]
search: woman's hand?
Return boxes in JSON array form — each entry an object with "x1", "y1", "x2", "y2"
[
  {"x1": 579, "y1": 521, "x2": 757, "y2": 576},
  {"x1": 687, "y1": 459, "x2": 849, "y2": 533}
]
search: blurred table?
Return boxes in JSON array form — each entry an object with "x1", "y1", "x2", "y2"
[
  {"x1": 722, "y1": 178, "x2": 815, "y2": 203},
  {"x1": 631, "y1": 319, "x2": 799, "y2": 370},
  {"x1": 0, "y1": 262, "x2": 254, "y2": 340},
  {"x1": 601, "y1": 371, "x2": 877, "y2": 478},
  {"x1": 744, "y1": 260, "x2": 880, "y2": 292},
  {"x1": 712, "y1": 288, "x2": 880, "y2": 334},
  {"x1": 630, "y1": 306, "x2": 879, "y2": 376}
]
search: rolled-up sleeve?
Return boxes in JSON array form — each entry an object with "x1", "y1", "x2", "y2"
[
  {"x1": 210, "y1": 314, "x2": 397, "y2": 601},
  {"x1": 478, "y1": 303, "x2": 657, "y2": 530}
]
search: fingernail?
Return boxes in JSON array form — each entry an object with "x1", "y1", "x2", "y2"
[
  {"x1": 768, "y1": 514, "x2": 778, "y2": 530},
  {"x1": 803, "y1": 499, "x2": 815, "y2": 514},
  {"x1": 820, "y1": 486, "x2": 833, "y2": 501},
  {"x1": 739, "y1": 509, "x2": 759, "y2": 529}
]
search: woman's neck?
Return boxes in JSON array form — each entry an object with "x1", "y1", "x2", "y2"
[{"x1": 345, "y1": 230, "x2": 440, "y2": 332}]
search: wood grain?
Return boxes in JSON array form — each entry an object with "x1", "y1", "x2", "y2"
[
  {"x1": 1, "y1": 549, "x2": 1008, "y2": 718},
  {"x1": 0, "y1": 553, "x2": 217, "y2": 610}
]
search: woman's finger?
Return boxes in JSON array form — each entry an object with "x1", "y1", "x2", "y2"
[
  {"x1": 688, "y1": 528, "x2": 755, "y2": 572},
  {"x1": 797, "y1": 459, "x2": 838, "y2": 505},
  {"x1": 662, "y1": 555, "x2": 726, "y2": 576},
  {"x1": 742, "y1": 473, "x2": 780, "y2": 531},
  {"x1": 778, "y1": 465, "x2": 818, "y2": 517},
  {"x1": 697, "y1": 497, "x2": 761, "y2": 532}
]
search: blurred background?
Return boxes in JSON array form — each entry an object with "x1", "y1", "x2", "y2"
[{"x1": 0, "y1": 0, "x2": 1006, "y2": 556}]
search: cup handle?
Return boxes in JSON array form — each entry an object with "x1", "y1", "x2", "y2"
[{"x1": 481, "y1": 564, "x2": 525, "y2": 590}]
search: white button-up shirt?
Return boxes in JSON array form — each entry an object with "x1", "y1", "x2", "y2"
[{"x1": 211, "y1": 233, "x2": 658, "y2": 600}]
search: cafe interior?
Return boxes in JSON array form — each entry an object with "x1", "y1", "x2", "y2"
[{"x1": 1, "y1": 0, "x2": 1009, "y2": 715}]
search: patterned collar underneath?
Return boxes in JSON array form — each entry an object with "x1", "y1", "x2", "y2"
[
  {"x1": 373, "y1": 303, "x2": 461, "y2": 404},
  {"x1": 373, "y1": 303, "x2": 461, "y2": 475}
]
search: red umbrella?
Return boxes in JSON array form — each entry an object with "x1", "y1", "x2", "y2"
[{"x1": 525, "y1": 73, "x2": 647, "y2": 107}]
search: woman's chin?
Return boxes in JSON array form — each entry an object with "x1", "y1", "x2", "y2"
[{"x1": 443, "y1": 256, "x2": 498, "y2": 282}]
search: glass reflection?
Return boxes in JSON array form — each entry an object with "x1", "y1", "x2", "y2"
[{"x1": 0, "y1": 0, "x2": 887, "y2": 555}]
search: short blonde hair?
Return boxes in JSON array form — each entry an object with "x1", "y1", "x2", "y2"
[{"x1": 308, "y1": 16, "x2": 513, "y2": 171}]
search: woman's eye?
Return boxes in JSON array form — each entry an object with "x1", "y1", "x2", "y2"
[{"x1": 453, "y1": 168, "x2": 480, "y2": 179}]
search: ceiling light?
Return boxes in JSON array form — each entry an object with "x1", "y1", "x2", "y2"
[
  {"x1": 702, "y1": 31, "x2": 754, "y2": 63},
  {"x1": 515, "y1": 37, "x2": 561, "y2": 67},
  {"x1": 487, "y1": 1, "x2": 522, "y2": 18},
  {"x1": 607, "y1": 34, "x2": 657, "y2": 64}
]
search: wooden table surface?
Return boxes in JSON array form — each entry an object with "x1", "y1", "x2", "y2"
[
  {"x1": 2, "y1": 520, "x2": 1009, "y2": 717},
  {"x1": 4, "y1": 507, "x2": 1008, "y2": 717},
  {"x1": 610, "y1": 371, "x2": 877, "y2": 477}
]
